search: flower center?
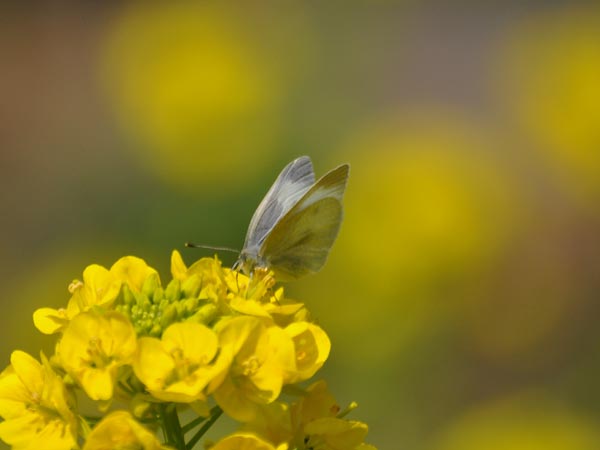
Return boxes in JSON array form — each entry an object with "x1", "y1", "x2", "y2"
[
  {"x1": 170, "y1": 348, "x2": 193, "y2": 380},
  {"x1": 87, "y1": 336, "x2": 112, "y2": 368},
  {"x1": 241, "y1": 356, "x2": 260, "y2": 376}
]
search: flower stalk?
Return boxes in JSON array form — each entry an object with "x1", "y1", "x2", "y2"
[{"x1": 186, "y1": 406, "x2": 223, "y2": 450}]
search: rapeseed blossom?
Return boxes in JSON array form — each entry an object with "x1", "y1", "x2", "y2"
[
  {"x1": 0, "y1": 351, "x2": 78, "y2": 450},
  {"x1": 133, "y1": 322, "x2": 222, "y2": 403},
  {"x1": 0, "y1": 250, "x2": 375, "y2": 449},
  {"x1": 83, "y1": 411, "x2": 167, "y2": 450},
  {"x1": 57, "y1": 311, "x2": 137, "y2": 402}
]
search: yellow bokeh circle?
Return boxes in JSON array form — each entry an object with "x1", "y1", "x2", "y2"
[
  {"x1": 295, "y1": 112, "x2": 522, "y2": 360},
  {"x1": 432, "y1": 394, "x2": 600, "y2": 450},
  {"x1": 101, "y1": 3, "x2": 285, "y2": 191},
  {"x1": 496, "y1": 6, "x2": 600, "y2": 204}
]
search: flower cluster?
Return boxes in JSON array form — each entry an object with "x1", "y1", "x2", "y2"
[{"x1": 0, "y1": 251, "x2": 375, "y2": 450}]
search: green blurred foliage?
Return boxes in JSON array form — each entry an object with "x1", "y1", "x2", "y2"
[{"x1": 2, "y1": 2, "x2": 600, "y2": 449}]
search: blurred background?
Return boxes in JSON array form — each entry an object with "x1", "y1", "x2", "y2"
[{"x1": 2, "y1": 1, "x2": 600, "y2": 448}]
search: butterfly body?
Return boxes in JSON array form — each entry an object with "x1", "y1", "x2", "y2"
[{"x1": 236, "y1": 156, "x2": 349, "y2": 281}]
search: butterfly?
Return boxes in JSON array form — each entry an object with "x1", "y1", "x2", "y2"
[{"x1": 234, "y1": 156, "x2": 349, "y2": 281}]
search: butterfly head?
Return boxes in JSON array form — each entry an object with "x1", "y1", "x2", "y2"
[{"x1": 233, "y1": 248, "x2": 261, "y2": 277}]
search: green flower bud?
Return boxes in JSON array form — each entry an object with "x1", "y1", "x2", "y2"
[
  {"x1": 160, "y1": 303, "x2": 178, "y2": 328},
  {"x1": 164, "y1": 278, "x2": 181, "y2": 301},
  {"x1": 152, "y1": 287, "x2": 164, "y2": 304},
  {"x1": 122, "y1": 284, "x2": 135, "y2": 306},
  {"x1": 186, "y1": 303, "x2": 218, "y2": 325},
  {"x1": 182, "y1": 297, "x2": 199, "y2": 314},
  {"x1": 181, "y1": 274, "x2": 201, "y2": 298},
  {"x1": 141, "y1": 273, "x2": 161, "y2": 297}
]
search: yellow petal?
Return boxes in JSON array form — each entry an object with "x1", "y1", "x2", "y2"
[
  {"x1": 81, "y1": 264, "x2": 121, "y2": 308},
  {"x1": 10, "y1": 351, "x2": 44, "y2": 396},
  {"x1": 229, "y1": 297, "x2": 273, "y2": 318},
  {"x1": 0, "y1": 413, "x2": 43, "y2": 448},
  {"x1": 0, "y1": 369, "x2": 29, "y2": 418},
  {"x1": 214, "y1": 374, "x2": 262, "y2": 422},
  {"x1": 162, "y1": 322, "x2": 218, "y2": 366},
  {"x1": 81, "y1": 368, "x2": 115, "y2": 401},
  {"x1": 133, "y1": 337, "x2": 175, "y2": 392},
  {"x1": 284, "y1": 322, "x2": 330, "y2": 383},
  {"x1": 241, "y1": 401, "x2": 293, "y2": 446},
  {"x1": 294, "y1": 380, "x2": 340, "y2": 425},
  {"x1": 171, "y1": 249, "x2": 188, "y2": 280},
  {"x1": 33, "y1": 308, "x2": 69, "y2": 335},
  {"x1": 217, "y1": 316, "x2": 264, "y2": 358},
  {"x1": 304, "y1": 417, "x2": 369, "y2": 449},
  {"x1": 110, "y1": 256, "x2": 158, "y2": 292},
  {"x1": 211, "y1": 432, "x2": 280, "y2": 450},
  {"x1": 154, "y1": 381, "x2": 208, "y2": 403},
  {"x1": 84, "y1": 410, "x2": 166, "y2": 450}
]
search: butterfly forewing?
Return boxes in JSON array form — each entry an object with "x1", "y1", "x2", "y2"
[
  {"x1": 243, "y1": 156, "x2": 315, "y2": 252},
  {"x1": 259, "y1": 164, "x2": 349, "y2": 280}
]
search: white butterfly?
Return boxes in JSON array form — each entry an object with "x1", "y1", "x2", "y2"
[{"x1": 235, "y1": 156, "x2": 349, "y2": 281}]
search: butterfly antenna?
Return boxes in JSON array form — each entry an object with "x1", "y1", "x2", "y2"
[{"x1": 185, "y1": 242, "x2": 240, "y2": 254}]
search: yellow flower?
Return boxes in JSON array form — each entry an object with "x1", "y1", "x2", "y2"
[
  {"x1": 291, "y1": 381, "x2": 340, "y2": 426},
  {"x1": 133, "y1": 322, "x2": 223, "y2": 403},
  {"x1": 211, "y1": 432, "x2": 286, "y2": 450},
  {"x1": 33, "y1": 256, "x2": 156, "y2": 336},
  {"x1": 110, "y1": 255, "x2": 158, "y2": 293},
  {"x1": 0, "y1": 351, "x2": 78, "y2": 450},
  {"x1": 33, "y1": 264, "x2": 120, "y2": 335},
  {"x1": 73, "y1": 264, "x2": 121, "y2": 308},
  {"x1": 225, "y1": 270, "x2": 307, "y2": 324},
  {"x1": 290, "y1": 381, "x2": 376, "y2": 450},
  {"x1": 83, "y1": 410, "x2": 168, "y2": 450},
  {"x1": 283, "y1": 322, "x2": 330, "y2": 384},
  {"x1": 213, "y1": 316, "x2": 295, "y2": 422},
  {"x1": 171, "y1": 251, "x2": 231, "y2": 304},
  {"x1": 33, "y1": 305, "x2": 77, "y2": 336},
  {"x1": 303, "y1": 418, "x2": 372, "y2": 450},
  {"x1": 171, "y1": 251, "x2": 306, "y2": 324},
  {"x1": 241, "y1": 402, "x2": 294, "y2": 446},
  {"x1": 171, "y1": 250, "x2": 221, "y2": 283},
  {"x1": 225, "y1": 268, "x2": 274, "y2": 303},
  {"x1": 57, "y1": 311, "x2": 137, "y2": 401}
]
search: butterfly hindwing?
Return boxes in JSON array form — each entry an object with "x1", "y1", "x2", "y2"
[
  {"x1": 259, "y1": 164, "x2": 349, "y2": 280},
  {"x1": 243, "y1": 156, "x2": 315, "y2": 252}
]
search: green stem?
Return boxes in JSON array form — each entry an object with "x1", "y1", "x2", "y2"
[
  {"x1": 160, "y1": 403, "x2": 186, "y2": 449},
  {"x1": 118, "y1": 380, "x2": 135, "y2": 395},
  {"x1": 181, "y1": 415, "x2": 207, "y2": 434},
  {"x1": 158, "y1": 404, "x2": 172, "y2": 445},
  {"x1": 185, "y1": 406, "x2": 223, "y2": 450},
  {"x1": 83, "y1": 415, "x2": 102, "y2": 427}
]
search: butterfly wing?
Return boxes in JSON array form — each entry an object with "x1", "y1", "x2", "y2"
[
  {"x1": 243, "y1": 156, "x2": 315, "y2": 256},
  {"x1": 259, "y1": 163, "x2": 349, "y2": 280}
]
